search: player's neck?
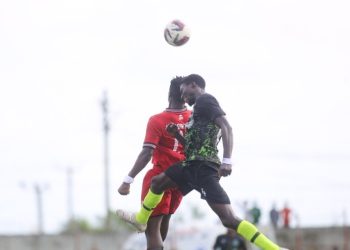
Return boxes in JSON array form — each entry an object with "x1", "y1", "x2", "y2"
[{"x1": 168, "y1": 102, "x2": 186, "y2": 110}]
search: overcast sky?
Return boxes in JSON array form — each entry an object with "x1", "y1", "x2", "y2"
[{"x1": 0, "y1": 0, "x2": 349, "y2": 234}]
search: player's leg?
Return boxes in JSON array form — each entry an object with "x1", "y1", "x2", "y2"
[
  {"x1": 145, "y1": 191, "x2": 173, "y2": 249},
  {"x1": 208, "y1": 203, "x2": 282, "y2": 250},
  {"x1": 207, "y1": 202, "x2": 240, "y2": 229},
  {"x1": 160, "y1": 188, "x2": 182, "y2": 240},
  {"x1": 116, "y1": 169, "x2": 174, "y2": 232},
  {"x1": 117, "y1": 162, "x2": 190, "y2": 231},
  {"x1": 146, "y1": 187, "x2": 175, "y2": 248},
  {"x1": 135, "y1": 161, "x2": 192, "y2": 227},
  {"x1": 145, "y1": 215, "x2": 164, "y2": 250},
  {"x1": 159, "y1": 214, "x2": 171, "y2": 241},
  {"x1": 135, "y1": 172, "x2": 178, "y2": 225},
  {"x1": 199, "y1": 164, "x2": 284, "y2": 249}
]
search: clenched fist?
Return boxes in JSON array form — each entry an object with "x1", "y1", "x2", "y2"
[
  {"x1": 218, "y1": 163, "x2": 232, "y2": 177},
  {"x1": 118, "y1": 182, "x2": 131, "y2": 195},
  {"x1": 166, "y1": 123, "x2": 179, "y2": 137}
]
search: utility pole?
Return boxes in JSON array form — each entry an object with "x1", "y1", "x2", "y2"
[
  {"x1": 34, "y1": 184, "x2": 45, "y2": 235},
  {"x1": 344, "y1": 209, "x2": 349, "y2": 250},
  {"x1": 20, "y1": 182, "x2": 49, "y2": 235},
  {"x1": 67, "y1": 167, "x2": 74, "y2": 222},
  {"x1": 101, "y1": 91, "x2": 111, "y2": 229}
]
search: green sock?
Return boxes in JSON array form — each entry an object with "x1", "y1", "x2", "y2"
[
  {"x1": 135, "y1": 190, "x2": 163, "y2": 224},
  {"x1": 237, "y1": 220, "x2": 280, "y2": 250}
]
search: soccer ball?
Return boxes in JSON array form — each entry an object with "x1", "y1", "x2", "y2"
[{"x1": 164, "y1": 20, "x2": 190, "y2": 46}]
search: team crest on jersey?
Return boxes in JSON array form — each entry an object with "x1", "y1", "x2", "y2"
[{"x1": 179, "y1": 114, "x2": 183, "y2": 121}]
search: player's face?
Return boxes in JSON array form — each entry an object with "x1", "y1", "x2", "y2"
[{"x1": 180, "y1": 82, "x2": 197, "y2": 106}]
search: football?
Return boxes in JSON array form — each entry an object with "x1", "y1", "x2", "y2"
[{"x1": 164, "y1": 20, "x2": 190, "y2": 46}]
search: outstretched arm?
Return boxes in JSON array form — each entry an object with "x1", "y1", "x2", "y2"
[
  {"x1": 214, "y1": 115, "x2": 233, "y2": 177},
  {"x1": 118, "y1": 147, "x2": 153, "y2": 195}
]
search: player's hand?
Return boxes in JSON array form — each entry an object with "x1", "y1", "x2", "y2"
[
  {"x1": 166, "y1": 123, "x2": 179, "y2": 137},
  {"x1": 218, "y1": 163, "x2": 232, "y2": 177},
  {"x1": 118, "y1": 182, "x2": 131, "y2": 195}
]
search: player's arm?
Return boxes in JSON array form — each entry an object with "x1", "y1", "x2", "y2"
[
  {"x1": 118, "y1": 116, "x2": 160, "y2": 195},
  {"x1": 166, "y1": 123, "x2": 185, "y2": 146},
  {"x1": 214, "y1": 115, "x2": 233, "y2": 177},
  {"x1": 118, "y1": 146, "x2": 154, "y2": 195}
]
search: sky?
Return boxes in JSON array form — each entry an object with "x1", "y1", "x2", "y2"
[{"x1": 0, "y1": 0, "x2": 350, "y2": 234}]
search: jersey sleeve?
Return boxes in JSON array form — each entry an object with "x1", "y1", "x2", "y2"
[
  {"x1": 196, "y1": 94, "x2": 226, "y2": 121},
  {"x1": 143, "y1": 116, "x2": 162, "y2": 149}
]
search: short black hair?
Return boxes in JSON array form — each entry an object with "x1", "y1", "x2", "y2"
[
  {"x1": 169, "y1": 76, "x2": 184, "y2": 102},
  {"x1": 181, "y1": 74, "x2": 206, "y2": 89}
]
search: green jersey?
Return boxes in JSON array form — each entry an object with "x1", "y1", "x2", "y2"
[{"x1": 184, "y1": 93, "x2": 226, "y2": 165}]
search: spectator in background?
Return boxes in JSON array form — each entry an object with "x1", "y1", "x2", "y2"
[
  {"x1": 269, "y1": 203, "x2": 279, "y2": 229},
  {"x1": 281, "y1": 203, "x2": 292, "y2": 228},
  {"x1": 249, "y1": 202, "x2": 261, "y2": 225},
  {"x1": 213, "y1": 228, "x2": 247, "y2": 250}
]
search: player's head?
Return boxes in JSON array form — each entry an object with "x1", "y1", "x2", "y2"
[
  {"x1": 180, "y1": 74, "x2": 206, "y2": 106},
  {"x1": 168, "y1": 76, "x2": 185, "y2": 105}
]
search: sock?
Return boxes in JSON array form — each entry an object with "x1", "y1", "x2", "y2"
[
  {"x1": 135, "y1": 190, "x2": 163, "y2": 224},
  {"x1": 237, "y1": 220, "x2": 280, "y2": 250}
]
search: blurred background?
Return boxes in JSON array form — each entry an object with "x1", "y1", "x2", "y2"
[{"x1": 0, "y1": 0, "x2": 349, "y2": 249}]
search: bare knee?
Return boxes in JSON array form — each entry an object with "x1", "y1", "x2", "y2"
[
  {"x1": 150, "y1": 173, "x2": 174, "y2": 194},
  {"x1": 150, "y1": 175, "x2": 165, "y2": 193}
]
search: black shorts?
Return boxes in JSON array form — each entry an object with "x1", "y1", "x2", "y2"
[{"x1": 164, "y1": 160, "x2": 231, "y2": 204}]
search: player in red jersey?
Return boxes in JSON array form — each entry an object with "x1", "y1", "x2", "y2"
[{"x1": 117, "y1": 76, "x2": 191, "y2": 250}]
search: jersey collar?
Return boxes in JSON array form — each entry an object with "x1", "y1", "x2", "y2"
[{"x1": 165, "y1": 107, "x2": 187, "y2": 113}]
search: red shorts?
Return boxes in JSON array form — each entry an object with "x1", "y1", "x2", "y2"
[{"x1": 141, "y1": 167, "x2": 183, "y2": 217}]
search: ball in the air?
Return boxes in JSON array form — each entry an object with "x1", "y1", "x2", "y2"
[{"x1": 164, "y1": 20, "x2": 190, "y2": 46}]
